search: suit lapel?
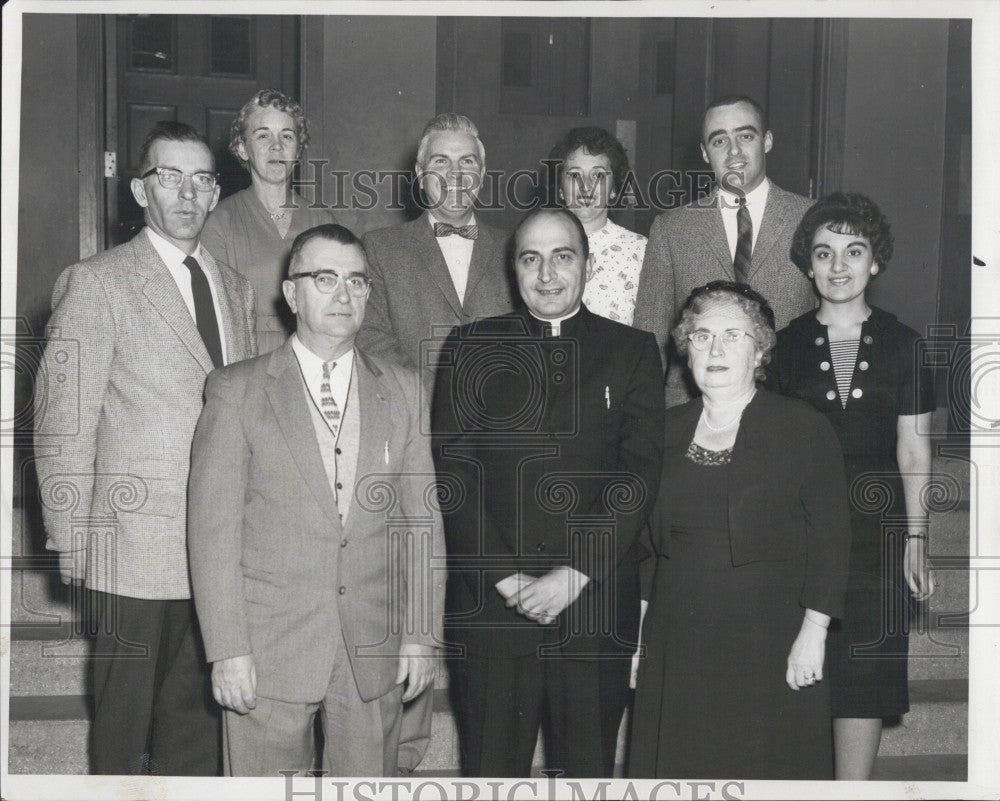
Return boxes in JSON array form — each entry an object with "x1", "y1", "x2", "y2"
[
  {"x1": 411, "y1": 213, "x2": 463, "y2": 316},
  {"x1": 265, "y1": 342, "x2": 342, "y2": 527},
  {"x1": 463, "y1": 223, "x2": 498, "y2": 305},
  {"x1": 347, "y1": 352, "x2": 392, "y2": 533},
  {"x1": 130, "y1": 231, "x2": 215, "y2": 374},
  {"x1": 696, "y1": 192, "x2": 735, "y2": 279},
  {"x1": 747, "y1": 185, "x2": 789, "y2": 279}
]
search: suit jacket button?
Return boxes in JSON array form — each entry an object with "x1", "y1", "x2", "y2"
[
  {"x1": 335, "y1": 447, "x2": 342, "y2": 455},
  {"x1": 820, "y1": 361, "x2": 831, "y2": 371},
  {"x1": 851, "y1": 388, "x2": 863, "y2": 399},
  {"x1": 859, "y1": 361, "x2": 869, "y2": 371},
  {"x1": 341, "y1": 539, "x2": 348, "y2": 547},
  {"x1": 814, "y1": 337, "x2": 825, "y2": 346},
  {"x1": 336, "y1": 482, "x2": 343, "y2": 490},
  {"x1": 339, "y1": 586, "x2": 346, "y2": 595},
  {"x1": 826, "y1": 390, "x2": 837, "y2": 401},
  {"x1": 863, "y1": 335, "x2": 874, "y2": 345}
]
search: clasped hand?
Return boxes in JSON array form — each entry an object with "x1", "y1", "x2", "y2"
[{"x1": 495, "y1": 567, "x2": 590, "y2": 625}]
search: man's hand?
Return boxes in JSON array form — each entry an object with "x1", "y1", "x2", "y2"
[
  {"x1": 395, "y1": 643, "x2": 439, "y2": 702},
  {"x1": 495, "y1": 573, "x2": 531, "y2": 603},
  {"x1": 212, "y1": 654, "x2": 257, "y2": 714},
  {"x1": 505, "y1": 566, "x2": 590, "y2": 624},
  {"x1": 57, "y1": 549, "x2": 86, "y2": 586}
]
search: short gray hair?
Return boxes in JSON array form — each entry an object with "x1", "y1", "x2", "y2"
[{"x1": 416, "y1": 113, "x2": 485, "y2": 169}]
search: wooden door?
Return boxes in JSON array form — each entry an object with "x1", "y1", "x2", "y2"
[{"x1": 107, "y1": 14, "x2": 299, "y2": 245}]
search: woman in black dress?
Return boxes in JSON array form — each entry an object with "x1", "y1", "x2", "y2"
[
  {"x1": 767, "y1": 193, "x2": 936, "y2": 779},
  {"x1": 629, "y1": 281, "x2": 852, "y2": 779}
]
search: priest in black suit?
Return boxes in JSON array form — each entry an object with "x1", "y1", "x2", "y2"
[{"x1": 431, "y1": 208, "x2": 664, "y2": 777}]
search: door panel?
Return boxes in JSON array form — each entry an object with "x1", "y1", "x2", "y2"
[{"x1": 108, "y1": 14, "x2": 299, "y2": 245}]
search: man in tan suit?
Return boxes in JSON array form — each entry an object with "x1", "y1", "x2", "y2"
[
  {"x1": 632, "y1": 95, "x2": 815, "y2": 406},
  {"x1": 33, "y1": 121, "x2": 257, "y2": 774},
  {"x1": 188, "y1": 223, "x2": 444, "y2": 776}
]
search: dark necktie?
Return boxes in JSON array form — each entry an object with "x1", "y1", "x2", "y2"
[
  {"x1": 733, "y1": 197, "x2": 753, "y2": 284},
  {"x1": 433, "y1": 222, "x2": 478, "y2": 240},
  {"x1": 182, "y1": 255, "x2": 223, "y2": 369}
]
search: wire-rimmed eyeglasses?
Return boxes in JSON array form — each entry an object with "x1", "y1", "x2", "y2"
[{"x1": 687, "y1": 330, "x2": 755, "y2": 351}]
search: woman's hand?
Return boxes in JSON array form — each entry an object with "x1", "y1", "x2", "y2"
[
  {"x1": 786, "y1": 611, "x2": 829, "y2": 691},
  {"x1": 904, "y1": 536, "x2": 936, "y2": 602}
]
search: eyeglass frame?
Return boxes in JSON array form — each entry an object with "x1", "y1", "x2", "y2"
[
  {"x1": 686, "y1": 329, "x2": 756, "y2": 351},
  {"x1": 140, "y1": 166, "x2": 219, "y2": 192},
  {"x1": 286, "y1": 269, "x2": 372, "y2": 296}
]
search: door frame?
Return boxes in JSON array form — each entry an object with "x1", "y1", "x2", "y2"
[{"x1": 76, "y1": 13, "x2": 301, "y2": 260}]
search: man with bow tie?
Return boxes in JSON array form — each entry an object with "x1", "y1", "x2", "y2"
[
  {"x1": 431, "y1": 208, "x2": 664, "y2": 776},
  {"x1": 357, "y1": 113, "x2": 515, "y2": 385},
  {"x1": 356, "y1": 112, "x2": 515, "y2": 772}
]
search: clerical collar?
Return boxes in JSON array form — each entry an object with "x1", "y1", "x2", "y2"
[{"x1": 528, "y1": 306, "x2": 581, "y2": 336}]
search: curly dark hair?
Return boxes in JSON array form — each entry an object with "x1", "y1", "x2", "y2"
[
  {"x1": 673, "y1": 281, "x2": 777, "y2": 382},
  {"x1": 547, "y1": 126, "x2": 631, "y2": 200},
  {"x1": 790, "y1": 192, "x2": 894, "y2": 275},
  {"x1": 229, "y1": 89, "x2": 309, "y2": 169}
]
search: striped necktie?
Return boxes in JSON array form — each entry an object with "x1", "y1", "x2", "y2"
[
  {"x1": 320, "y1": 360, "x2": 341, "y2": 435},
  {"x1": 733, "y1": 196, "x2": 752, "y2": 284}
]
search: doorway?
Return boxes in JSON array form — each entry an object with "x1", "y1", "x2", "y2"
[{"x1": 105, "y1": 14, "x2": 300, "y2": 246}]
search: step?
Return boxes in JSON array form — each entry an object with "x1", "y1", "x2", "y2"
[
  {"x1": 870, "y1": 753, "x2": 967, "y2": 781},
  {"x1": 879, "y1": 680, "x2": 967, "y2": 756},
  {"x1": 907, "y1": 624, "x2": 968, "y2": 680},
  {"x1": 10, "y1": 638, "x2": 93, "y2": 697},
  {"x1": 9, "y1": 564, "x2": 75, "y2": 628},
  {"x1": 7, "y1": 720, "x2": 90, "y2": 775}
]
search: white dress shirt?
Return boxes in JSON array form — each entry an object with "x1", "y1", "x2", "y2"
[
  {"x1": 291, "y1": 335, "x2": 355, "y2": 419},
  {"x1": 719, "y1": 178, "x2": 770, "y2": 260},
  {"x1": 146, "y1": 227, "x2": 229, "y2": 364},
  {"x1": 429, "y1": 212, "x2": 475, "y2": 304}
]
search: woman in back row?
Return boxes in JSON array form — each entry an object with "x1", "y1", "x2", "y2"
[{"x1": 202, "y1": 89, "x2": 337, "y2": 354}]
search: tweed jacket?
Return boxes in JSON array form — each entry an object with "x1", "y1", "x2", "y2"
[
  {"x1": 33, "y1": 228, "x2": 256, "y2": 599},
  {"x1": 643, "y1": 389, "x2": 851, "y2": 619},
  {"x1": 632, "y1": 182, "x2": 815, "y2": 406},
  {"x1": 432, "y1": 306, "x2": 664, "y2": 658},
  {"x1": 187, "y1": 341, "x2": 446, "y2": 703},
  {"x1": 357, "y1": 212, "x2": 516, "y2": 384}
]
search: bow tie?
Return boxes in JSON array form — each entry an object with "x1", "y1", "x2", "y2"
[{"x1": 433, "y1": 222, "x2": 478, "y2": 240}]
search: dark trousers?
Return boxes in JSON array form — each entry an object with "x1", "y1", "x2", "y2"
[
  {"x1": 89, "y1": 591, "x2": 220, "y2": 775},
  {"x1": 450, "y1": 651, "x2": 629, "y2": 777}
]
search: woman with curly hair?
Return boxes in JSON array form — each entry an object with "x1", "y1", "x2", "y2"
[
  {"x1": 629, "y1": 281, "x2": 851, "y2": 779},
  {"x1": 766, "y1": 192, "x2": 936, "y2": 779},
  {"x1": 548, "y1": 126, "x2": 646, "y2": 325},
  {"x1": 202, "y1": 89, "x2": 337, "y2": 353}
]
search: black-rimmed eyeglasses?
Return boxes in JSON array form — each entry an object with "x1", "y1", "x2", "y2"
[
  {"x1": 140, "y1": 167, "x2": 218, "y2": 192},
  {"x1": 287, "y1": 270, "x2": 372, "y2": 296}
]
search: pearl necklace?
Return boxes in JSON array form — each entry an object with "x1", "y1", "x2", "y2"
[{"x1": 701, "y1": 388, "x2": 756, "y2": 432}]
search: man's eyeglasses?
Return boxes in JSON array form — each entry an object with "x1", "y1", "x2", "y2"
[
  {"x1": 687, "y1": 330, "x2": 755, "y2": 351},
  {"x1": 140, "y1": 167, "x2": 218, "y2": 192},
  {"x1": 287, "y1": 270, "x2": 372, "y2": 296}
]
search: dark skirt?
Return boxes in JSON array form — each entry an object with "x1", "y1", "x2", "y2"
[{"x1": 629, "y1": 457, "x2": 833, "y2": 779}]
